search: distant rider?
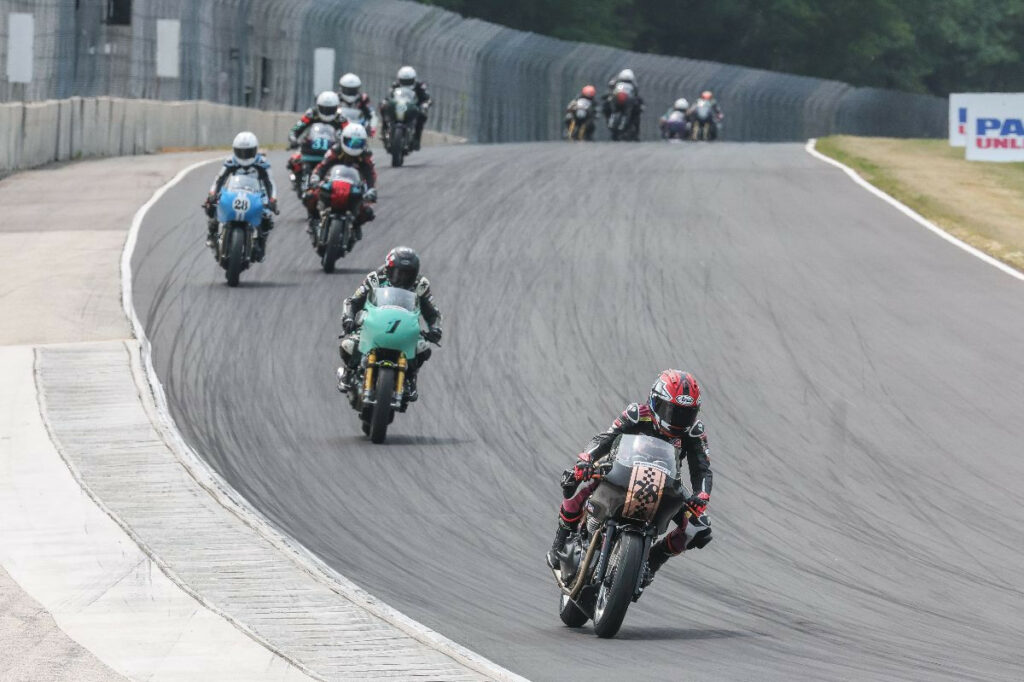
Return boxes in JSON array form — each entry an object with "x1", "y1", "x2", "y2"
[
  {"x1": 687, "y1": 90, "x2": 724, "y2": 126},
  {"x1": 659, "y1": 98, "x2": 690, "y2": 139},
  {"x1": 563, "y1": 84, "x2": 598, "y2": 140},
  {"x1": 338, "y1": 247, "x2": 443, "y2": 401},
  {"x1": 288, "y1": 90, "x2": 346, "y2": 222},
  {"x1": 546, "y1": 370, "x2": 714, "y2": 581},
  {"x1": 202, "y1": 131, "x2": 279, "y2": 260},
  {"x1": 380, "y1": 66, "x2": 431, "y2": 151},
  {"x1": 308, "y1": 123, "x2": 377, "y2": 240},
  {"x1": 602, "y1": 68, "x2": 644, "y2": 132},
  {"x1": 337, "y1": 72, "x2": 376, "y2": 134}
]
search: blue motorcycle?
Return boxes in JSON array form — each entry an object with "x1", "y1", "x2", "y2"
[{"x1": 215, "y1": 173, "x2": 265, "y2": 286}]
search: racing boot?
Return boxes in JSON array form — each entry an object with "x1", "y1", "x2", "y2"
[
  {"x1": 546, "y1": 521, "x2": 572, "y2": 571},
  {"x1": 642, "y1": 540, "x2": 674, "y2": 586},
  {"x1": 336, "y1": 365, "x2": 355, "y2": 393},
  {"x1": 404, "y1": 370, "x2": 419, "y2": 402},
  {"x1": 206, "y1": 219, "x2": 218, "y2": 249}
]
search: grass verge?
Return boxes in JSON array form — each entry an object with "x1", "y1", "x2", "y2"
[{"x1": 815, "y1": 136, "x2": 1024, "y2": 273}]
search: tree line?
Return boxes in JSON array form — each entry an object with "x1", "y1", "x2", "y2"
[{"x1": 418, "y1": 0, "x2": 1024, "y2": 96}]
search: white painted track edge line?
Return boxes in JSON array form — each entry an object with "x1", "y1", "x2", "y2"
[
  {"x1": 804, "y1": 138, "x2": 1024, "y2": 283},
  {"x1": 120, "y1": 158, "x2": 527, "y2": 681}
]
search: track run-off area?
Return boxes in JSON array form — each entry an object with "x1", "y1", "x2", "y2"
[{"x1": 131, "y1": 143, "x2": 1024, "y2": 681}]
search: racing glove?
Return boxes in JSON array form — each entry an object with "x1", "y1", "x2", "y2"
[
  {"x1": 268, "y1": 197, "x2": 280, "y2": 215},
  {"x1": 423, "y1": 326, "x2": 442, "y2": 344},
  {"x1": 287, "y1": 134, "x2": 299, "y2": 149},
  {"x1": 364, "y1": 187, "x2": 377, "y2": 203},
  {"x1": 686, "y1": 491, "x2": 710, "y2": 515}
]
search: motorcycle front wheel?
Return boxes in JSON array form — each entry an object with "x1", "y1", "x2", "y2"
[
  {"x1": 224, "y1": 226, "x2": 246, "y2": 287},
  {"x1": 390, "y1": 126, "x2": 406, "y2": 167},
  {"x1": 592, "y1": 531, "x2": 643, "y2": 638},
  {"x1": 321, "y1": 216, "x2": 348, "y2": 273},
  {"x1": 369, "y1": 367, "x2": 395, "y2": 444}
]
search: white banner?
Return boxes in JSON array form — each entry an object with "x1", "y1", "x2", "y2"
[
  {"x1": 948, "y1": 93, "x2": 969, "y2": 147},
  {"x1": 963, "y1": 94, "x2": 1024, "y2": 162},
  {"x1": 156, "y1": 19, "x2": 180, "y2": 79},
  {"x1": 313, "y1": 48, "x2": 336, "y2": 96},
  {"x1": 6, "y1": 13, "x2": 34, "y2": 84}
]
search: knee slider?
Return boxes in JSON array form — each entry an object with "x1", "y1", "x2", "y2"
[{"x1": 340, "y1": 336, "x2": 357, "y2": 355}]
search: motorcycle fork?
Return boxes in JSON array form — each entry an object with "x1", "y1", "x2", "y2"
[
  {"x1": 631, "y1": 528, "x2": 657, "y2": 601},
  {"x1": 394, "y1": 354, "x2": 407, "y2": 396},
  {"x1": 363, "y1": 350, "x2": 376, "y2": 395},
  {"x1": 592, "y1": 520, "x2": 617, "y2": 586}
]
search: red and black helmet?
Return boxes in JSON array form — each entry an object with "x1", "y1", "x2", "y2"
[
  {"x1": 385, "y1": 246, "x2": 420, "y2": 289},
  {"x1": 649, "y1": 369, "x2": 702, "y2": 437}
]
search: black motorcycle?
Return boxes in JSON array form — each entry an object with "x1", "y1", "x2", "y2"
[
  {"x1": 550, "y1": 434, "x2": 711, "y2": 638},
  {"x1": 606, "y1": 82, "x2": 641, "y2": 141},
  {"x1": 381, "y1": 86, "x2": 420, "y2": 167}
]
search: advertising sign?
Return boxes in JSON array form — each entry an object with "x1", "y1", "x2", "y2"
[
  {"x1": 964, "y1": 95, "x2": 1024, "y2": 162},
  {"x1": 948, "y1": 93, "x2": 969, "y2": 147}
]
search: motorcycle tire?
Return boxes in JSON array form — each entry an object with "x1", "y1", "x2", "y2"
[
  {"x1": 592, "y1": 532, "x2": 643, "y2": 638},
  {"x1": 391, "y1": 127, "x2": 406, "y2": 168},
  {"x1": 321, "y1": 217, "x2": 347, "y2": 273},
  {"x1": 225, "y1": 227, "x2": 245, "y2": 287},
  {"x1": 369, "y1": 367, "x2": 395, "y2": 444},
  {"x1": 558, "y1": 593, "x2": 589, "y2": 628}
]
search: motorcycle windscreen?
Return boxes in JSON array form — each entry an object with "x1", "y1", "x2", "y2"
[
  {"x1": 339, "y1": 107, "x2": 366, "y2": 126},
  {"x1": 606, "y1": 435, "x2": 678, "y2": 487},
  {"x1": 302, "y1": 123, "x2": 336, "y2": 160},
  {"x1": 328, "y1": 165, "x2": 363, "y2": 209},
  {"x1": 217, "y1": 174, "x2": 263, "y2": 225},
  {"x1": 358, "y1": 290, "x2": 421, "y2": 358}
]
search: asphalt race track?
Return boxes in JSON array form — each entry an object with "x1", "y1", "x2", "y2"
[{"x1": 132, "y1": 143, "x2": 1024, "y2": 681}]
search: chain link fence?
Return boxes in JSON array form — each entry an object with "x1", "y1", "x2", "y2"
[{"x1": 0, "y1": 0, "x2": 946, "y2": 141}]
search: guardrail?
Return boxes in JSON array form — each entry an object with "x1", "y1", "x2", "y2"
[
  {"x1": 0, "y1": 97, "x2": 293, "y2": 174},
  {"x1": 0, "y1": 0, "x2": 946, "y2": 141}
]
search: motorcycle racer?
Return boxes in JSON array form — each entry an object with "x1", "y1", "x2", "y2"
[
  {"x1": 288, "y1": 90, "x2": 345, "y2": 147},
  {"x1": 337, "y1": 72, "x2": 376, "y2": 134},
  {"x1": 202, "y1": 131, "x2": 278, "y2": 259},
  {"x1": 687, "y1": 90, "x2": 724, "y2": 125},
  {"x1": 601, "y1": 68, "x2": 644, "y2": 131},
  {"x1": 308, "y1": 123, "x2": 377, "y2": 239},
  {"x1": 380, "y1": 66, "x2": 431, "y2": 151},
  {"x1": 563, "y1": 84, "x2": 598, "y2": 140},
  {"x1": 547, "y1": 370, "x2": 714, "y2": 580},
  {"x1": 337, "y1": 247, "x2": 443, "y2": 402},
  {"x1": 659, "y1": 97, "x2": 691, "y2": 139}
]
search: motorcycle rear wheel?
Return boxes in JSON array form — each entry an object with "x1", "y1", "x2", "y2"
[
  {"x1": 592, "y1": 532, "x2": 643, "y2": 638},
  {"x1": 369, "y1": 367, "x2": 395, "y2": 444}
]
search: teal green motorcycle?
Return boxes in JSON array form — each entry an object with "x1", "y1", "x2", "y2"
[{"x1": 348, "y1": 286, "x2": 426, "y2": 443}]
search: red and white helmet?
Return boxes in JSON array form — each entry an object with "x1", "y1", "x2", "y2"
[{"x1": 649, "y1": 369, "x2": 702, "y2": 437}]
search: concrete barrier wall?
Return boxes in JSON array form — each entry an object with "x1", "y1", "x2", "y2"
[
  {"x1": 0, "y1": 97, "x2": 295, "y2": 175},
  {"x1": 0, "y1": 0, "x2": 946, "y2": 142}
]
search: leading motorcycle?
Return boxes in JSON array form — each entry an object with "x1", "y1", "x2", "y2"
[
  {"x1": 550, "y1": 434, "x2": 711, "y2": 638},
  {"x1": 346, "y1": 286, "x2": 434, "y2": 443},
  {"x1": 288, "y1": 122, "x2": 337, "y2": 200}
]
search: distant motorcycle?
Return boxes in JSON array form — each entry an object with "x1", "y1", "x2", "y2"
[
  {"x1": 381, "y1": 86, "x2": 419, "y2": 167},
  {"x1": 346, "y1": 286, "x2": 434, "y2": 443},
  {"x1": 550, "y1": 434, "x2": 711, "y2": 638},
  {"x1": 660, "y1": 110, "x2": 690, "y2": 141},
  {"x1": 213, "y1": 174, "x2": 265, "y2": 287},
  {"x1": 311, "y1": 165, "x2": 371, "y2": 273},
  {"x1": 289, "y1": 122, "x2": 338, "y2": 199},
  {"x1": 566, "y1": 97, "x2": 595, "y2": 142},
  {"x1": 340, "y1": 106, "x2": 373, "y2": 133},
  {"x1": 607, "y1": 82, "x2": 640, "y2": 141},
  {"x1": 690, "y1": 100, "x2": 722, "y2": 141}
]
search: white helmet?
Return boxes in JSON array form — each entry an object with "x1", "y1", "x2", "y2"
[
  {"x1": 341, "y1": 123, "x2": 369, "y2": 157},
  {"x1": 617, "y1": 68, "x2": 636, "y2": 84},
  {"x1": 231, "y1": 131, "x2": 258, "y2": 167},
  {"x1": 315, "y1": 91, "x2": 340, "y2": 121},
  {"x1": 338, "y1": 73, "x2": 362, "y2": 104},
  {"x1": 674, "y1": 97, "x2": 689, "y2": 111},
  {"x1": 397, "y1": 65, "x2": 417, "y2": 87}
]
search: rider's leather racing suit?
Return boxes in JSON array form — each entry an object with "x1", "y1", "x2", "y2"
[
  {"x1": 203, "y1": 155, "x2": 278, "y2": 257},
  {"x1": 554, "y1": 402, "x2": 713, "y2": 571},
  {"x1": 380, "y1": 80, "x2": 431, "y2": 150},
  {"x1": 309, "y1": 142, "x2": 378, "y2": 237},
  {"x1": 338, "y1": 267, "x2": 443, "y2": 396}
]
